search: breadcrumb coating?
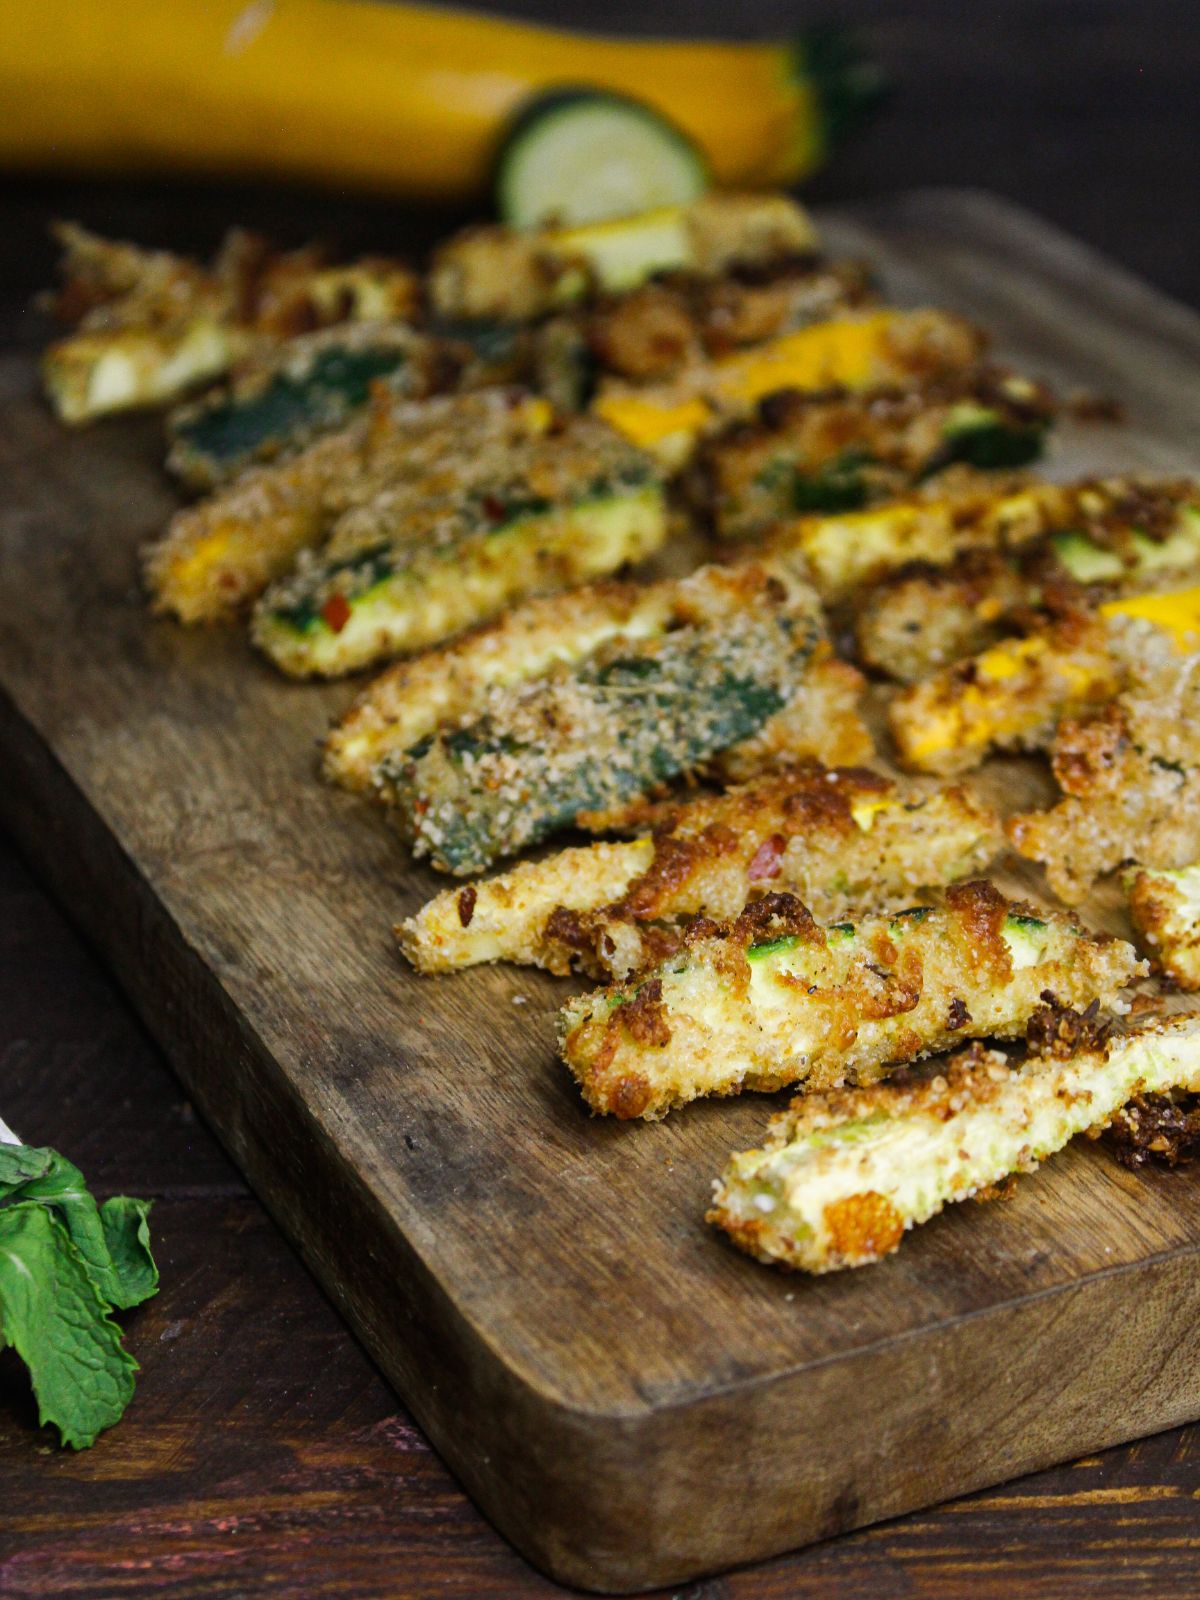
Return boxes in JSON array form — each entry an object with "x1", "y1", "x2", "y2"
[
  {"x1": 559, "y1": 881, "x2": 1141, "y2": 1119},
  {"x1": 398, "y1": 765, "x2": 1002, "y2": 976}
]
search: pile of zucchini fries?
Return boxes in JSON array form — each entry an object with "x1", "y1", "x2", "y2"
[{"x1": 42, "y1": 194, "x2": 1200, "y2": 1275}]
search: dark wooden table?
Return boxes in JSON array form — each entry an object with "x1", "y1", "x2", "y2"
[{"x1": 5, "y1": 3, "x2": 1200, "y2": 1578}]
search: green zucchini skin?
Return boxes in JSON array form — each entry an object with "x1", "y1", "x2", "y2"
[
  {"x1": 168, "y1": 341, "x2": 412, "y2": 487},
  {"x1": 378, "y1": 592, "x2": 822, "y2": 875},
  {"x1": 927, "y1": 407, "x2": 1049, "y2": 475},
  {"x1": 793, "y1": 25, "x2": 888, "y2": 158},
  {"x1": 167, "y1": 320, "x2": 545, "y2": 489}
]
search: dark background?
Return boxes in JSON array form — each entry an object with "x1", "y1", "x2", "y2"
[
  {"x1": 2, "y1": 0, "x2": 1198, "y2": 318},
  {"x1": 5, "y1": 4, "x2": 1200, "y2": 1595}
]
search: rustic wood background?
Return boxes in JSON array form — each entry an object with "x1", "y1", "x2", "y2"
[{"x1": 5, "y1": 2, "x2": 1200, "y2": 1593}]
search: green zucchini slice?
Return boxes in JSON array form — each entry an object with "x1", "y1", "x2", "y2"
[{"x1": 495, "y1": 90, "x2": 709, "y2": 229}]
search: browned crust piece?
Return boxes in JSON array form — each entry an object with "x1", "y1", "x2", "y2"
[
  {"x1": 544, "y1": 765, "x2": 1001, "y2": 977},
  {"x1": 691, "y1": 367, "x2": 1055, "y2": 540},
  {"x1": 561, "y1": 881, "x2": 1140, "y2": 1119},
  {"x1": 1008, "y1": 652, "x2": 1200, "y2": 903}
]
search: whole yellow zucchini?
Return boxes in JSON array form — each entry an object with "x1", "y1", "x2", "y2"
[{"x1": 0, "y1": 1, "x2": 872, "y2": 197}]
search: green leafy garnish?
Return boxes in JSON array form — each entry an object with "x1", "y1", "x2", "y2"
[{"x1": 0, "y1": 1141, "x2": 158, "y2": 1449}]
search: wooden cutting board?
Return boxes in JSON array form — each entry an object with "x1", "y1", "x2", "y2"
[{"x1": 4, "y1": 189, "x2": 1200, "y2": 1594}]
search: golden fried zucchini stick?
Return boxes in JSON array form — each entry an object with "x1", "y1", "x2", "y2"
[
  {"x1": 398, "y1": 765, "x2": 1003, "y2": 977},
  {"x1": 164, "y1": 323, "x2": 430, "y2": 491},
  {"x1": 889, "y1": 613, "x2": 1121, "y2": 777},
  {"x1": 1128, "y1": 865, "x2": 1200, "y2": 989},
  {"x1": 694, "y1": 368, "x2": 1055, "y2": 540},
  {"x1": 428, "y1": 194, "x2": 819, "y2": 322},
  {"x1": 1009, "y1": 648, "x2": 1200, "y2": 903},
  {"x1": 144, "y1": 390, "x2": 557, "y2": 624},
  {"x1": 709, "y1": 1010, "x2": 1200, "y2": 1273},
  {"x1": 559, "y1": 882, "x2": 1142, "y2": 1119},
  {"x1": 765, "y1": 478, "x2": 1080, "y2": 607},
  {"x1": 895, "y1": 580, "x2": 1200, "y2": 780},
  {"x1": 325, "y1": 579, "x2": 871, "y2": 795},
  {"x1": 253, "y1": 411, "x2": 666, "y2": 678},
  {"x1": 43, "y1": 222, "x2": 418, "y2": 422},
  {"x1": 375, "y1": 561, "x2": 826, "y2": 874},
  {"x1": 858, "y1": 478, "x2": 1200, "y2": 683},
  {"x1": 592, "y1": 309, "x2": 985, "y2": 467}
]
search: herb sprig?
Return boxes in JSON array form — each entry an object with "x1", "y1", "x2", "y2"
[{"x1": 0, "y1": 1139, "x2": 158, "y2": 1448}]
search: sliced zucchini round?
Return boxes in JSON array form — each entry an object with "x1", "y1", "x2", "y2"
[{"x1": 495, "y1": 89, "x2": 710, "y2": 229}]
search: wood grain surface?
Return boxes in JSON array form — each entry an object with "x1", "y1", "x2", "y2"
[{"x1": 4, "y1": 191, "x2": 1200, "y2": 1591}]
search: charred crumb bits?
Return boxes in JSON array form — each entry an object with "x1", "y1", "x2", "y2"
[
  {"x1": 1025, "y1": 997, "x2": 1112, "y2": 1060},
  {"x1": 1108, "y1": 1092, "x2": 1200, "y2": 1168},
  {"x1": 947, "y1": 996, "x2": 972, "y2": 1030}
]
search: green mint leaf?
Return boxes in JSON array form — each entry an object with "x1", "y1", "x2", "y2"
[
  {"x1": 99, "y1": 1196, "x2": 158, "y2": 1311},
  {"x1": 0, "y1": 1201, "x2": 138, "y2": 1450},
  {"x1": 0, "y1": 1143, "x2": 56, "y2": 1193},
  {"x1": 0, "y1": 1146, "x2": 128, "y2": 1309}
]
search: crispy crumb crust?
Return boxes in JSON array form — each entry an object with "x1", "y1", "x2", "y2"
[
  {"x1": 888, "y1": 611, "x2": 1121, "y2": 777},
  {"x1": 1008, "y1": 651, "x2": 1200, "y2": 903},
  {"x1": 427, "y1": 195, "x2": 820, "y2": 322},
  {"x1": 398, "y1": 765, "x2": 1003, "y2": 976},
  {"x1": 1109, "y1": 1091, "x2": 1200, "y2": 1167},
  {"x1": 559, "y1": 881, "x2": 1142, "y2": 1120},
  {"x1": 145, "y1": 388, "x2": 557, "y2": 623},
  {"x1": 857, "y1": 477, "x2": 1200, "y2": 683},
  {"x1": 1127, "y1": 866, "x2": 1200, "y2": 989},
  {"x1": 693, "y1": 367, "x2": 1055, "y2": 540},
  {"x1": 43, "y1": 223, "x2": 418, "y2": 423},
  {"x1": 856, "y1": 549, "x2": 1061, "y2": 684},
  {"x1": 375, "y1": 560, "x2": 825, "y2": 874},
  {"x1": 709, "y1": 1010, "x2": 1200, "y2": 1272}
]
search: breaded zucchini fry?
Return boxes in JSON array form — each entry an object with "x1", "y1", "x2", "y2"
[
  {"x1": 42, "y1": 223, "x2": 418, "y2": 422},
  {"x1": 709, "y1": 1009, "x2": 1200, "y2": 1273},
  {"x1": 893, "y1": 577, "x2": 1200, "y2": 778},
  {"x1": 252, "y1": 412, "x2": 666, "y2": 678},
  {"x1": 146, "y1": 389, "x2": 555, "y2": 623},
  {"x1": 593, "y1": 309, "x2": 985, "y2": 467},
  {"x1": 324, "y1": 579, "x2": 677, "y2": 791},
  {"x1": 769, "y1": 479, "x2": 1087, "y2": 607},
  {"x1": 710, "y1": 650, "x2": 873, "y2": 779},
  {"x1": 581, "y1": 259, "x2": 871, "y2": 386},
  {"x1": 889, "y1": 614, "x2": 1121, "y2": 776},
  {"x1": 560, "y1": 882, "x2": 1142, "y2": 1119},
  {"x1": 165, "y1": 324, "x2": 422, "y2": 490},
  {"x1": 1128, "y1": 864, "x2": 1200, "y2": 989},
  {"x1": 858, "y1": 478, "x2": 1200, "y2": 682},
  {"x1": 398, "y1": 765, "x2": 1003, "y2": 976},
  {"x1": 376, "y1": 561, "x2": 824, "y2": 875},
  {"x1": 429, "y1": 194, "x2": 818, "y2": 321},
  {"x1": 695, "y1": 369, "x2": 1054, "y2": 540},
  {"x1": 166, "y1": 318, "x2": 553, "y2": 490},
  {"x1": 1009, "y1": 647, "x2": 1200, "y2": 903}
]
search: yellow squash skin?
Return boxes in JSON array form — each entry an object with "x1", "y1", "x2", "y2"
[{"x1": 1, "y1": 2, "x2": 825, "y2": 196}]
